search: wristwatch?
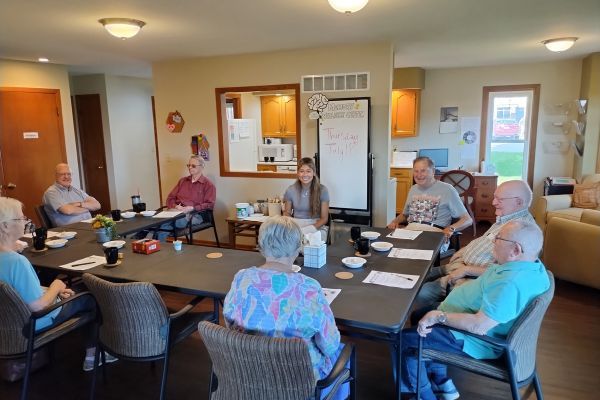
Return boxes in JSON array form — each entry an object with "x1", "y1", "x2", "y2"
[
  {"x1": 437, "y1": 311, "x2": 448, "y2": 325},
  {"x1": 449, "y1": 226, "x2": 456, "y2": 233}
]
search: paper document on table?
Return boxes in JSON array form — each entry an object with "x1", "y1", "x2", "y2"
[
  {"x1": 60, "y1": 255, "x2": 106, "y2": 271},
  {"x1": 363, "y1": 271, "x2": 418, "y2": 289},
  {"x1": 388, "y1": 248, "x2": 434, "y2": 260},
  {"x1": 153, "y1": 211, "x2": 182, "y2": 218},
  {"x1": 81, "y1": 218, "x2": 95, "y2": 223},
  {"x1": 243, "y1": 215, "x2": 268, "y2": 222},
  {"x1": 387, "y1": 229, "x2": 422, "y2": 240},
  {"x1": 22, "y1": 231, "x2": 60, "y2": 239},
  {"x1": 322, "y1": 288, "x2": 341, "y2": 304}
]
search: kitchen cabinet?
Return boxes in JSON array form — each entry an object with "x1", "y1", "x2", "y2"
[
  {"x1": 391, "y1": 89, "x2": 420, "y2": 137},
  {"x1": 390, "y1": 167, "x2": 413, "y2": 214},
  {"x1": 257, "y1": 164, "x2": 277, "y2": 172},
  {"x1": 261, "y1": 95, "x2": 296, "y2": 138},
  {"x1": 473, "y1": 175, "x2": 498, "y2": 223}
]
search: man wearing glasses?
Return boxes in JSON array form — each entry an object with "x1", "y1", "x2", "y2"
[
  {"x1": 415, "y1": 179, "x2": 535, "y2": 309},
  {"x1": 154, "y1": 155, "x2": 216, "y2": 241},
  {"x1": 42, "y1": 163, "x2": 101, "y2": 227},
  {"x1": 400, "y1": 220, "x2": 550, "y2": 400}
]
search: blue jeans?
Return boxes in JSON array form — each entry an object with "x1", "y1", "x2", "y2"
[
  {"x1": 155, "y1": 214, "x2": 203, "y2": 242},
  {"x1": 400, "y1": 327, "x2": 466, "y2": 394}
]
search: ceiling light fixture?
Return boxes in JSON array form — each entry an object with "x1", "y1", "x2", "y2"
[
  {"x1": 328, "y1": 0, "x2": 369, "y2": 14},
  {"x1": 542, "y1": 37, "x2": 578, "y2": 52},
  {"x1": 38, "y1": 57, "x2": 49, "y2": 63},
  {"x1": 98, "y1": 18, "x2": 146, "y2": 39}
]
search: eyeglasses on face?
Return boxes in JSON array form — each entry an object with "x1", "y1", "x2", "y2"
[
  {"x1": 57, "y1": 172, "x2": 72, "y2": 177},
  {"x1": 186, "y1": 164, "x2": 201, "y2": 169},
  {"x1": 493, "y1": 235, "x2": 524, "y2": 252},
  {"x1": 493, "y1": 196, "x2": 519, "y2": 203}
]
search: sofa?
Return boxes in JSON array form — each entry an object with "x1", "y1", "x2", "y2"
[
  {"x1": 533, "y1": 173, "x2": 600, "y2": 233},
  {"x1": 541, "y1": 209, "x2": 600, "y2": 289}
]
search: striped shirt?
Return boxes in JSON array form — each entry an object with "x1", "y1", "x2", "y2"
[{"x1": 446, "y1": 208, "x2": 534, "y2": 272}]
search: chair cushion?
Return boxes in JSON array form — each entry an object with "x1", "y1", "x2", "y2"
[
  {"x1": 572, "y1": 182, "x2": 600, "y2": 209},
  {"x1": 546, "y1": 208, "x2": 584, "y2": 222}
]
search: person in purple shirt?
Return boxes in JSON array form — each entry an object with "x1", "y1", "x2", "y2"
[{"x1": 155, "y1": 155, "x2": 216, "y2": 241}]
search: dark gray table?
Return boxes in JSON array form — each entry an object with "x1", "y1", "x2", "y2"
[
  {"x1": 25, "y1": 226, "x2": 443, "y2": 399},
  {"x1": 63, "y1": 212, "x2": 186, "y2": 237}
]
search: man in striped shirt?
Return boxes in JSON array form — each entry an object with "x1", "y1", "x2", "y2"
[{"x1": 415, "y1": 180, "x2": 534, "y2": 309}]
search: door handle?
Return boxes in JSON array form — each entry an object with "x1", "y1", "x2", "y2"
[
  {"x1": 98, "y1": 166, "x2": 104, "y2": 169},
  {"x1": 7, "y1": 182, "x2": 16, "y2": 189}
]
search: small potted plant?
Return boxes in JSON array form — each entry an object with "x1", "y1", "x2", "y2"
[{"x1": 92, "y1": 214, "x2": 117, "y2": 243}]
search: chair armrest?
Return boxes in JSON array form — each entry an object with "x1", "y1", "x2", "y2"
[
  {"x1": 169, "y1": 295, "x2": 206, "y2": 320},
  {"x1": 432, "y1": 324, "x2": 508, "y2": 348},
  {"x1": 316, "y1": 343, "x2": 355, "y2": 388},
  {"x1": 30, "y1": 291, "x2": 94, "y2": 319}
]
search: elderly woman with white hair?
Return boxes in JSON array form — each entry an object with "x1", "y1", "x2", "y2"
[
  {"x1": 0, "y1": 197, "x2": 116, "y2": 371},
  {"x1": 223, "y1": 215, "x2": 348, "y2": 399}
]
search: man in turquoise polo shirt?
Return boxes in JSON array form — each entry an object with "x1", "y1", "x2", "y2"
[{"x1": 400, "y1": 220, "x2": 550, "y2": 400}]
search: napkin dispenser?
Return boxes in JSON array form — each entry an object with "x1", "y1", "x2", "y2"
[{"x1": 132, "y1": 239, "x2": 160, "y2": 255}]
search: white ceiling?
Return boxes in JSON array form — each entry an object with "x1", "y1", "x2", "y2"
[{"x1": 1, "y1": 0, "x2": 599, "y2": 78}]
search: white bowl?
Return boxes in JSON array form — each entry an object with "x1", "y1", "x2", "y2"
[
  {"x1": 46, "y1": 239, "x2": 68, "y2": 249},
  {"x1": 371, "y1": 241, "x2": 393, "y2": 252},
  {"x1": 140, "y1": 210, "x2": 156, "y2": 217},
  {"x1": 103, "y1": 240, "x2": 126, "y2": 249},
  {"x1": 57, "y1": 231, "x2": 77, "y2": 240},
  {"x1": 342, "y1": 257, "x2": 367, "y2": 269},
  {"x1": 361, "y1": 231, "x2": 381, "y2": 240},
  {"x1": 292, "y1": 264, "x2": 301, "y2": 273},
  {"x1": 121, "y1": 211, "x2": 136, "y2": 219}
]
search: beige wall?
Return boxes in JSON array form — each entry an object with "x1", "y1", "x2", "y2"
[
  {"x1": 153, "y1": 42, "x2": 393, "y2": 242},
  {"x1": 392, "y1": 59, "x2": 583, "y2": 197},
  {"x1": 575, "y1": 53, "x2": 600, "y2": 179},
  {"x1": 70, "y1": 75, "x2": 160, "y2": 210},
  {"x1": 0, "y1": 59, "x2": 79, "y2": 185}
]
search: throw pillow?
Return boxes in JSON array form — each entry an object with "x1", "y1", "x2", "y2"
[{"x1": 572, "y1": 182, "x2": 600, "y2": 209}]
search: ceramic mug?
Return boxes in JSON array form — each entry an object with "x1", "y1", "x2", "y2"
[
  {"x1": 354, "y1": 238, "x2": 370, "y2": 255},
  {"x1": 33, "y1": 235, "x2": 46, "y2": 251},
  {"x1": 350, "y1": 226, "x2": 361, "y2": 241},
  {"x1": 111, "y1": 209, "x2": 121, "y2": 221},
  {"x1": 104, "y1": 247, "x2": 119, "y2": 265}
]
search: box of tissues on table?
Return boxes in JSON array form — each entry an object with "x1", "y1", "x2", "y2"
[{"x1": 303, "y1": 231, "x2": 326, "y2": 268}]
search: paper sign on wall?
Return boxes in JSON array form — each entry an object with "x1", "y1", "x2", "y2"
[{"x1": 23, "y1": 132, "x2": 39, "y2": 139}]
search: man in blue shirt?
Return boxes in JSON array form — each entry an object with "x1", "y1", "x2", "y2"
[{"x1": 400, "y1": 220, "x2": 551, "y2": 400}]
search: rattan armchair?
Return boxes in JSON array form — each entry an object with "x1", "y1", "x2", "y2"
[
  {"x1": 198, "y1": 321, "x2": 356, "y2": 400},
  {"x1": 416, "y1": 271, "x2": 555, "y2": 400},
  {"x1": 0, "y1": 282, "x2": 95, "y2": 400},
  {"x1": 82, "y1": 273, "x2": 217, "y2": 400}
]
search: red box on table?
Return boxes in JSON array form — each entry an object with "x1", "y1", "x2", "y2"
[{"x1": 132, "y1": 239, "x2": 160, "y2": 254}]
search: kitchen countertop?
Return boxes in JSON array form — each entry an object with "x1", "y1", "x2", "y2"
[{"x1": 257, "y1": 161, "x2": 296, "y2": 165}]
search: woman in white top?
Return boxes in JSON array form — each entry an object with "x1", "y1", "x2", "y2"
[{"x1": 283, "y1": 157, "x2": 330, "y2": 241}]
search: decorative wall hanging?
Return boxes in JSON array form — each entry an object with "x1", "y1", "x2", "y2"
[
  {"x1": 307, "y1": 93, "x2": 330, "y2": 121},
  {"x1": 166, "y1": 110, "x2": 185, "y2": 133},
  {"x1": 192, "y1": 133, "x2": 210, "y2": 161}
]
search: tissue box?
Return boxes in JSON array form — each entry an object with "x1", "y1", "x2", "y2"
[
  {"x1": 303, "y1": 243, "x2": 326, "y2": 268},
  {"x1": 132, "y1": 239, "x2": 160, "y2": 255}
]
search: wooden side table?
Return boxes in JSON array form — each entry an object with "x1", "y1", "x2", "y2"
[{"x1": 226, "y1": 217, "x2": 263, "y2": 249}]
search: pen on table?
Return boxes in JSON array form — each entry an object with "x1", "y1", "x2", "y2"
[
  {"x1": 70, "y1": 261, "x2": 96, "y2": 267},
  {"x1": 394, "y1": 274, "x2": 413, "y2": 281}
]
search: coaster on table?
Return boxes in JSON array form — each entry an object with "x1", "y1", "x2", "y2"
[
  {"x1": 348, "y1": 238, "x2": 355, "y2": 244},
  {"x1": 118, "y1": 253, "x2": 124, "y2": 259},
  {"x1": 30, "y1": 247, "x2": 48, "y2": 253},
  {"x1": 355, "y1": 251, "x2": 371, "y2": 257},
  {"x1": 206, "y1": 252, "x2": 223, "y2": 259},
  {"x1": 335, "y1": 272, "x2": 353, "y2": 280},
  {"x1": 104, "y1": 260, "x2": 121, "y2": 268}
]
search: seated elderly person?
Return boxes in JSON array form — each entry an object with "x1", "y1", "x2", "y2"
[
  {"x1": 415, "y1": 179, "x2": 534, "y2": 309},
  {"x1": 387, "y1": 157, "x2": 472, "y2": 251},
  {"x1": 43, "y1": 163, "x2": 101, "y2": 227},
  {"x1": 223, "y1": 216, "x2": 348, "y2": 399},
  {"x1": 0, "y1": 197, "x2": 115, "y2": 372},
  {"x1": 400, "y1": 220, "x2": 550, "y2": 400},
  {"x1": 154, "y1": 155, "x2": 216, "y2": 241}
]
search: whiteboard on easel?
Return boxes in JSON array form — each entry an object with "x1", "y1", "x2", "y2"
[{"x1": 318, "y1": 98, "x2": 370, "y2": 211}]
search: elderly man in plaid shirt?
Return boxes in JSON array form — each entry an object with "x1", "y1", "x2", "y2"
[{"x1": 415, "y1": 179, "x2": 535, "y2": 309}]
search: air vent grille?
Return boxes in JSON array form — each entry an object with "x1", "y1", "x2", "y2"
[{"x1": 301, "y1": 72, "x2": 369, "y2": 93}]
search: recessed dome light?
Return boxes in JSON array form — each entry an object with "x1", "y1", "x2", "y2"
[
  {"x1": 542, "y1": 37, "x2": 578, "y2": 52},
  {"x1": 38, "y1": 57, "x2": 49, "y2": 63}
]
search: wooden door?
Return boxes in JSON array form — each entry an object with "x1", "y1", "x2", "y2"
[
  {"x1": 391, "y1": 89, "x2": 419, "y2": 137},
  {"x1": 390, "y1": 168, "x2": 413, "y2": 214},
  {"x1": 74, "y1": 94, "x2": 111, "y2": 214},
  {"x1": 260, "y1": 96, "x2": 283, "y2": 137},
  {"x1": 282, "y1": 96, "x2": 296, "y2": 136},
  {"x1": 0, "y1": 88, "x2": 67, "y2": 227}
]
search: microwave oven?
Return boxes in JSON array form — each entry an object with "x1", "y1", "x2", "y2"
[{"x1": 258, "y1": 144, "x2": 294, "y2": 162}]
